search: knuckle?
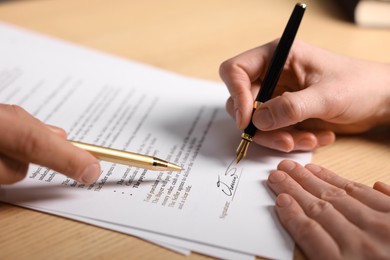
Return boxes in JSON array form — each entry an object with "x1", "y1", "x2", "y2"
[
  {"x1": 317, "y1": 168, "x2": 335, "y2": 182},
  {"x1": 307, "y1": 199, "x2": 333, "y2": 217},
  {"x1": 344, "y1": 182, "x2": 364, "y2": 195},
  {"x1": 17, "y1": 130, "x2": 49, "y2": 159},
  {"x1": 5, "y1": 105, "x2": 50, "y2": 159},
  {"x1": 219, "y1": 59, "x2": 235, "y2": 78},
  {"x1": 279, "y1": 92, "x2": 303, "y2": 123},
  {"x1": 6, "y1": 104, "x2": 28, "y2": 116},
  {"x1": 219, "y1": 60, "x2": 248, "y2": 90},
  {"x1": 294, "y1": 218, "x2": 320, "y2": 242},
  {"x1": 320, "y1": 188, "x2": 347, "y2": 201}
]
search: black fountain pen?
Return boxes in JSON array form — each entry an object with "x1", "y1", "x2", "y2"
[{"x1": 236, "y1": 3, "x2": 306, "y2": 163}]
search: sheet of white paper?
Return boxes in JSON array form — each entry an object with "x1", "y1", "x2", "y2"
[
  {"x1": 24, "y1": 206, "x2": 192, "y2": 256},
  {"x1": 0, "y1": 23, "x2": 311, "y2": 260},
  {"x1": 29, "y1": 206, "x2": 258, "y2": 260}
]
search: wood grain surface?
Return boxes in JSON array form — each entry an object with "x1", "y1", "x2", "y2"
[{"x1": 0, "y1": 0, "x2": 389, "y2": 259}]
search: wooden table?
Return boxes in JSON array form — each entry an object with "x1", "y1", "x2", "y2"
[{"x1": 1, "y1": 0, "x2": 389, "y2": 259}]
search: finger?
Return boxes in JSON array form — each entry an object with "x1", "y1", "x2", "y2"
[
  {"x1": 46, "y1": 124, "x2": 67, "y2": 138},
  {"x1": 253, "y1": 85, "x2": 336, "y2": 131},
  {"x1": 305, "y1": 164, "x2": 390, "y2": 212},
  {"x1": 277, "y1": 160, "x2": 380, "y2": 230},
  {"x1": 298, "y1": 118, "x2": 372, "y2": 134},
  {"x1": 225, "y1": 85, "x2": 261, "y2": 128},
  {"x1": 219, "y1": 41, "x2": 276, "y2": 129},
  {"x1": 253, "y1": 128, "x2": 334, "y2": 152},
  {"x1": 253, "y1": 129, "x2": 295, "y2": 152},
  {"x1": 373, "y1": 181, "x2": 390, "y2": 197},
  {"x1": 267, "y1": 169, "x2": 361, "y2": 248},
  {"x1": 0, "y1": 154, "x2": 29, "y2": 184},
  {"x1": 274, "y1": 193, "x2": 340, "y2": 260},
  {"x1": 225, "y1": 97, "x2": 235, "y2": 119},
  {"x1": 0, "y1": 105, "x2": 101, "y2": 184}
]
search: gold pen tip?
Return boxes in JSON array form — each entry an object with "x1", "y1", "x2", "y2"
[
  {"x1": 236, "y1": 153, "x2": 244, "y2": 164},
  {"x1": 168, "y1": 163, "x2": 183, "y2": 172},
  {"x1": 236, "y1": 139, "x2": 251, "y2": 164}
]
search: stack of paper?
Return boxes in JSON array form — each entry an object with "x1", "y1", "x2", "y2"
[{"x1": 0, "y1": 23, "x2": 311, "y2": 260}]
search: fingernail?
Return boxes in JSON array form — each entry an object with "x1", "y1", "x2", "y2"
[
  {"x1": 258, "y1": 107, "x2": 273, "y2": 129},
  {"x1": 295, "y1": 138, "x2": 316, "y2": 150},
  {"x1": 268, "y1": 170, "x2": 286, "y2": 183},
  {"x1": 276, "y1": 194, "x2": 292, "y2": 207},
  {"x1": 279, "y1": 160, "x2": 296, "y2": 171},
  {"x1": 305, "y1": 164, "x2": 322, "y2": 173},
  {"x1": 317, "y1": 132, "x2": 335, "y2": 146},
  {"x1": 235, "y1": 109, "x2": 241, "y2": 128},
  {"x1": 80, "y1": 163, "x2": 101, "y2": 184},
  {"x1": 273, "y1": 140, "x2": 292, "y2": 152}
]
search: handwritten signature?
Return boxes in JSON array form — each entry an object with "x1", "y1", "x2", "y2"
[{"x1": 216, "y1": 158, "x2": 242, "y2": 199}]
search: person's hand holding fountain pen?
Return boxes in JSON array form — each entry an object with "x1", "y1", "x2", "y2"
[
  {"x1": 220, "y1": 3, "x2": 390, "y2": 259},
  {"x1": 72, "y1": 1, "x2": 305, "y2": 186},
  {"x1": 231, "y1": 3, "x2": 307, "y2": 163}
]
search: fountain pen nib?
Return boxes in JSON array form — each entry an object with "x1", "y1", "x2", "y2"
[{"x1": 236, "y1": 138, "x2": 251, "y2": 164}]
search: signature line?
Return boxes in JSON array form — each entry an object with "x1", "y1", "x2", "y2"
[{"x1": 231, "y1": 168, "x2": 243, "y2": 201}]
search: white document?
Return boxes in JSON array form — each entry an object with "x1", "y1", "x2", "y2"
[{"x1": 0, "y1": 23, "x2": 311, "y2": 260}]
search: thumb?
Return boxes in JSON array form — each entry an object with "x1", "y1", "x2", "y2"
[{"x1": 253, "y1": 87, "x2": 330, "y2": 131}]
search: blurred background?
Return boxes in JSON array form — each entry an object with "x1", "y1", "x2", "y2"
[{"x1": 0, "y1": 0, "x2": 388, "y2": 82}]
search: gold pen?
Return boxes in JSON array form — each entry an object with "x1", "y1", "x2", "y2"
[{"x1": 71, "y1": 141, "x2": 182, "y2": 171}]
